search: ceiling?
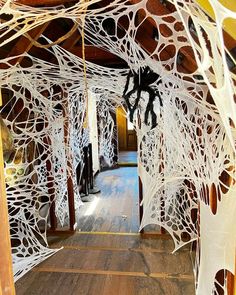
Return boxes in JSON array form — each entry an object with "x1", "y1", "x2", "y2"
[{"x1": 0, "y1": 0, "x2": 235, "y2": 74}]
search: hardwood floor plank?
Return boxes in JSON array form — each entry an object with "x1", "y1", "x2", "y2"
[
  {"x1": 16, "y1": 272, "x2": 195, "y2": 295},
  {"x1": 36, "y1": 248, "x2": 193, "y2": 275},
  {"x1": 47, "y1": 232, "x2": 176, "y2": 253},
  {"x1": 118, "y1": 151, "x2": 138, "y2": 164},
  {"x1": 33, "y1": 266, "x2": 194, "y2": 280},
  {"x1": 50, "y1": 244, "x2": 188, "y2": 254}
]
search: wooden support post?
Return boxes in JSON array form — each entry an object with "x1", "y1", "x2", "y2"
[
  {"x1": 0, "y1": 93, "x2": 15, "y2": 295},
  {"x1": 63, "y1": 102, "x2": 76, "y2": 232},
  {"x1": 39, "y1": 90, "x2": 58, "y2": 232},
  {"x1": 46, "y1": 159, "x2": 57, "y2": 231},
  {"x1": 226, "y1": 251, "x2": 236, "y2": 295},
  {"x1": 67, "y1": 175, "x2": 76, "y2": 231},
  {"x1": 46, "y1": 92, "x2": 77, "y2": 233},
  {"x1": 0, "y1": 280, "x2": 3, "y2": 295},
  {"x1": 49, "y1": 196, "x2": 57, "y2": 231},
  {"x1": 234, "y1": 255, "x2": 236, "y2": 294},
  {"x1": 227, "y1": 271, "x2": 235, "y2": 295}
]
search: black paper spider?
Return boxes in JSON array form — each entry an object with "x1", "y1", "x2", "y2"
[{"x1": 123, "y1": 66, "x2": 163, "y2": 129}]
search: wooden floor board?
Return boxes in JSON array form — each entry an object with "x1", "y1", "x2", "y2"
[
  {"x1": 118, "y1": 151, "x2": 138, "y2": 164},
  {"x1": 47, "y1": 232, "x2": 176, "y2": 252},
  {"x1": 33, "y1": 267, "x2": 194, "y2": 280},
  {"x1": 34, "y1": 247, "x2": 193, "y2": 275},
  {"x1": 16, "y1": 232, "x2": 195, "y2": 294},
  {"x1": 16, "y1": 272, "x2": 195, "y2": 295}
]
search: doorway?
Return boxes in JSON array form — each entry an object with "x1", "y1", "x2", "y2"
[{"x1": 116, "y1": 107, "x2": 137, "y2": 165}]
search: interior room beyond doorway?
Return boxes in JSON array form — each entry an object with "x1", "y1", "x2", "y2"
[{"x1": 116, "y1": 107, "x2": 138, "y2": 166}]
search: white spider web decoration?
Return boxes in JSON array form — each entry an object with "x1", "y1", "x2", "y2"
[
  {"x1": 0, "y1": 0, "x2": 235, "y2": 293},
  {"x1": 97, "y1": 95, "x2": 119, "y2": 168}
]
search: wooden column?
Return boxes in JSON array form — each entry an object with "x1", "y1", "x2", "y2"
[
  {"x1": 63, "y1": 101, "x2": 76, "y2": 231},
  {"x1": 226, "y1": 249, "x2": 236, "y2": 295},
  {"x1": 234, "y1": 256, "x2": 236, "y2": 294},
  {"x1": 0, "y1": 93, "x2": 15, "y2": 295},
  {"x1": 46, "y1": 159, "x2": 57, "y2": 231},
  {"x1": 116, "y1": 107, "x2": 127, "y2": 151},
  {"x1": 67, "y1": 175, "x2": 76, "y2": 231},
  {"x1": 227, "y1": 271, "x2": 235, "y2": 295}
]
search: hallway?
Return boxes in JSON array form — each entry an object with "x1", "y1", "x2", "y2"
[{"x1": 15, "y1": 167, "x2": 195, "y2": 295}]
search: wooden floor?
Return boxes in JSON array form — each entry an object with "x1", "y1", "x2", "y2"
[
  {"x1": 77, "y1": 167, "x2": 139, "y2": 232},
  {"x1": 15, "y1": 167, "x2": 195, "y2": 294},
  {"x1": 15, "y1": 232, "x2": 195, "y2": 295},
  {"x1": 118, "y1": 151, "x2": 137, "y2": 164}
]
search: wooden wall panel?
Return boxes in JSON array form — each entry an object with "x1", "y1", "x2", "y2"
[
  {"x1": 0, "y1": 91, "x2": 15, "y2": 295},
  {"x1": 116, "y1": 107, "x2": 127, "y2": 151}
]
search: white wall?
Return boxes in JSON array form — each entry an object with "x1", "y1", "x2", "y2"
[{"x1": 88, "y1": 90, "x2": 100, "y2": 174}]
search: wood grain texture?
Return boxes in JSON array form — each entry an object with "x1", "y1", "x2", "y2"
[
  {"x1": 47, "y1": 232, "x2": 175, "y2": 252},
  {"x1": 16, "y1": 269, "x2": 194, "y2": 295},
  {"x1": 76, "y1": 167, "x2": 140, "y2": 233},
  {"x1": 6, "y1": 23, "x2": 49, "y2": 66},
  {"x1": 16, "y1": 231, "x2": 194, "y2": 294},
  {"x1": 33, "y1": 249, "x2": 193, "y2": 275},
  {"x1": 0, "y1": 96, "x2": 15, "y2": 295},
  {"x1": 32, "y1": 267, "x2": 193, "y2": 281},
  {"x1": 116, "y1": 107, "x2": 128, "y2": 151}
]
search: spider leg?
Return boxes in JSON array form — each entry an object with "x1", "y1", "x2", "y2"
[
  {"x1": 123, "y1": 70, "x2": 133, "y2": 96},
  {"x1": 143, "y1": 87, "x2": 157, "y2": 129},
  {"x1": 123, "y1": 70, "x2": 142, "y2": 123},
  {"x1": 124, "y1": 86, "x2": 139, "y2": 100},
  {"x1": 129, "y1": 88, "x2": 141, "y2": 122},
  {"x1": 155, "y1": 90, "x2": 163, "y2": 107},
  {"x1": 123, "y1": 87, "x2": 139, "y2": 113},
  {"x1": 155, "y1": 74, "x2": 162, "y2": 85}
]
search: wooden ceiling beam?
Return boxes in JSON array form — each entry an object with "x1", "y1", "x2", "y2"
[
  {"x1": 7, "y1": 22, "x2": 50, "y2": 66},
  {"x1": 61, "y1": 30, "x2": 81, "y2": 51},
  {"x1": 43, "y1": 20, "x2": 69, "y2": 42},
  {"x1": 224, "y1": 31, "x2": 236, "y2": 51},
  {"x1": 70, "y1": 45, "x2": 125, "y2": 65},
  {"x1": 29, "y1": 46, "x2": 57, "y2": 63}
]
